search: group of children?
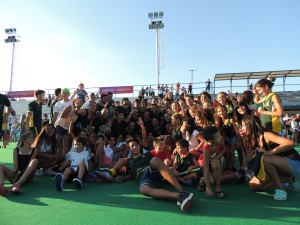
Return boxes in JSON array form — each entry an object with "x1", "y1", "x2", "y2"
[{"x1": 1, "y1": 77, "x2": 300, "y2": 211}]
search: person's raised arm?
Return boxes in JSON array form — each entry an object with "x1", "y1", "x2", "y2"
[{"x1": 137, "y1": 117, "x2": 148, "y2": 148}]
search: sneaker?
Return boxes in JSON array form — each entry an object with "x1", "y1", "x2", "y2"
[
  {"x1": 54, "y1": 173, "x2": 63, "y2": 191},
  {"x1": 95, "y1": 168, "x2": 113, "y2": 182},
  {"x1": 35, "y1": 169, "x2": 44, "y2": 176},
  {"x1": 0, "y1": 184, "x2": 9, "y2": 196},
  {"x1": 177, "y1": 190, "x2": 193, "y2": 212},
  {"x1": 73, "y1": 177, "x2": 82, "y2": 189},
  {"x1": 11, "y1": 184, "x2": 22, "y2": 194}
]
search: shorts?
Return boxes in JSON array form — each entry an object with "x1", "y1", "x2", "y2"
[
  {"x1": 56, "y1": 125, "x2": 68, "y2": 136},
  {"x1": 286, "y1": 158, "x2": 300, "y2": 177},
  {"x1": 139, "y1": 166, "x2": 163, "y2": 191},
  {"x1": 65, "y1": 167, "x2": 88, "y2": 182},
  {"x1": 225, "y1": 136, "x2": 237, "y2": 145},
  {"x1": 0, "y1": 130, "x2": 2, "y2": 140}
]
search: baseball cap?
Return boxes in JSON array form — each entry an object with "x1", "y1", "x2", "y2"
[{"x1": 62, "y1": 88, "x2": 70, "y2": 94}]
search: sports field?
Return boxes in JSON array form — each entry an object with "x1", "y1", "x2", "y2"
[{"x1": 0, "y1": 144, "x2": 299, "y2": 225}]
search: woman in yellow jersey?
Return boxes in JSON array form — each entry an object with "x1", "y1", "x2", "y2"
[{"x1": 254, "y1": 76, "x2": 283, "y2": 133}]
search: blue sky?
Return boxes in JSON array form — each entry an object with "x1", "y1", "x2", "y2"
[{"x1": 0, "y1": 0, "x2": 299, "y2": 96}]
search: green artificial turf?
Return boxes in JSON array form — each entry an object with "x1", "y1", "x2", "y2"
[{"x1": 0, "y1": 144, "x2": 299, "y2": 225}]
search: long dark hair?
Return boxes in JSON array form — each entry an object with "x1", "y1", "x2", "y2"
[
  {"x1": 241, "y1": 115, "x2": 265, "y2": 152},
  {"x1": 32, "y1": 123, "x2": 57, "y2": 151},
  {"x1": 233, "y1": 101, "x2": 252, "y2": 125}
]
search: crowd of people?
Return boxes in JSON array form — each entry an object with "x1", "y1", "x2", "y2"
[{"x1": 0, "y1": 77, "x2": 300, "y2": 212}]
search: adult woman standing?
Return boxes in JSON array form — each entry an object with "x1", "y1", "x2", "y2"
[
  {"x1": 254, "y1": 76, "x2": 283, "y2": 133},
  {"x1": 239, "y1": 115, "x2": 300, "y2": 200}
]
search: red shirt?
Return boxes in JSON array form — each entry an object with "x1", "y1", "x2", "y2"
[
  {"x1": 198, "y1": 142, "x2": 222, "y2": 166},
  {"x1": 150, "y1": 149, "x2": 170, "y2": 161}
]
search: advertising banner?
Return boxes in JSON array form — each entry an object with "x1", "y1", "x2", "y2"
[
  {"x1": 7, "y1": 90, "x2": 35, "y2": 98},
  {"x1": 99, "y1": 86, "x2": 133, "y2": 94}
]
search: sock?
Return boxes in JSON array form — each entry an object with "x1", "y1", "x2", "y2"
[{"x1": 110, "y1": 168, "x2": 116, "y2": 176}]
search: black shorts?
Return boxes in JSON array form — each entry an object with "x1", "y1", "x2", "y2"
[
  {"x1": 56, "y1": 125, "x2": 68, "y2": 136},
  {"x1": 139, "y1": 166, "x2": 163, "y2": 191}
]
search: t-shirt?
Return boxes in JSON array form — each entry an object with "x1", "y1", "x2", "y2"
[
  {"x1": 175, "y1": 153, "x2": 195, "y2": 172},
  {"x1": 28, "y1": 101, "x2": 43, "y2": 134},
  {"x1": 150, "y1": 149, "x2": 170, "y2": 161},
  {"x1": 198, "y1": 142, "x2": 222, "y2": 166},
  {"x1": 172, "y1": 126, "x2": 183, "y2": 143},
  {"x1": 69, "y1": 150, "x2": 90, "y2": 172},
  {"x1": 220, "y1": 118, "x2": 235, "y2": 138},
  {"x1": 126, "y1": 152, "x2": 153, "y2": 180},
  {"x1": 54, "y1": 100, "x2": 72, "y2": 122},
  {"x1": 185, "y1": 130, "x2": 200, "y2": 151},
  {"x1": 0, "y1": 94, "x2": 11, "y2": 126},
  {"x1": 77, "y1": 89, "x2": 88, "y2": 99}
]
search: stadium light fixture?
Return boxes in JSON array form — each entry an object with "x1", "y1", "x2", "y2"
[
  {"x1": 4, "y1": 28, "x2": 21, "y2": 92},
  {"x1": 148, "y1": 11, "x2": 164, "y2": 87}
]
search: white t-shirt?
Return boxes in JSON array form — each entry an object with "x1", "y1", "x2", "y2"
[
  {"x1": 69, "y1": 150, "x2": 90, "y2": 172},
  {"x1": 104, "y1": 145, "x2": 114, "y2": 160},
  {"x1": 83, "y1": 101, "x2": 92, "y2": 109},
  {"x1": 54, "y1": 100, "x2": 72, "y2": 122},
  {"x1": 185, "y1": 130, "x2": 200, "y2": 151}
]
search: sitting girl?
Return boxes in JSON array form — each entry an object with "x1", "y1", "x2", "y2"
[
  {"x1": 239, "y1": 115, "x2": 300, "y2": 200},
  {"x1": 0, "y1": 131, "x2": 38, "y2": 195}
]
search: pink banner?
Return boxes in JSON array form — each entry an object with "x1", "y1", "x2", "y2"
[
  {"x1": 7, "y1": 90, "x2": 35, "y2": 98},
  {"x1": 99, "y1": 86, "x2": 133, "y2": 94}
]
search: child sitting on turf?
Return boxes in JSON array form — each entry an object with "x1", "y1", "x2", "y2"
[
  {"x1": 54, "y1": 137, "x2": 91, "y2": 191},
  {"x1": 150, "y1": 136, "x2": 172, "y2": 167},
  {"x1": 172, "y1": 139, "x2": 199, "y2": 186},
  {"x1": 0, "y1": 131, "x2": 38, "y2": 195},
  {"x1": 198, "y1": 126, "x2": 226, "y2": 199},
  {"x1": 96, "y1": 119, "x2": 194, "y2": 212}
]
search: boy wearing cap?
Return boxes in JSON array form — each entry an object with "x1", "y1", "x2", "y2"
[{"x1": 53, "y1": 88, "x2": 72, "y2": 124}]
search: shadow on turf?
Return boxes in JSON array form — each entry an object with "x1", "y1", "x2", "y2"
[{"x1": 3, "y1": 176, "x2": 300, "y2": 222}]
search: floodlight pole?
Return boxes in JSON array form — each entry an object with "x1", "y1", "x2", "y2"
[
  {"x1": 156, "y1": 28, "x2": 160, "y2": 87},
  {"x1": 4, "y1": 28, "x2": 20, "y2": 92},
  {"x1": 188, "y1": 69, "x2": 197, "y2": 84},
  {"x1": 148, "y1": 11, "x2": 164, "y2": 87},
  {"x1": 9, "y1": 41, "x2": 16, "y2": 92}
]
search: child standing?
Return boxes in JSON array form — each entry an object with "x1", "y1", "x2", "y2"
[
  {"x1": 217, "y1": 105, "x2": 237, "y2": 171},
  {"x1": 198, "y1": 126, "x2": 226, "y2": 199},
  {"x1": 172, "y1": 139, "x2": 199, "y2": 186},
  {"x1": 0, "y1": 131, "x2": 38, "y2": 195},
  {"x1": 54, "y1": 137, "x2": 91, "y2": 191}
]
